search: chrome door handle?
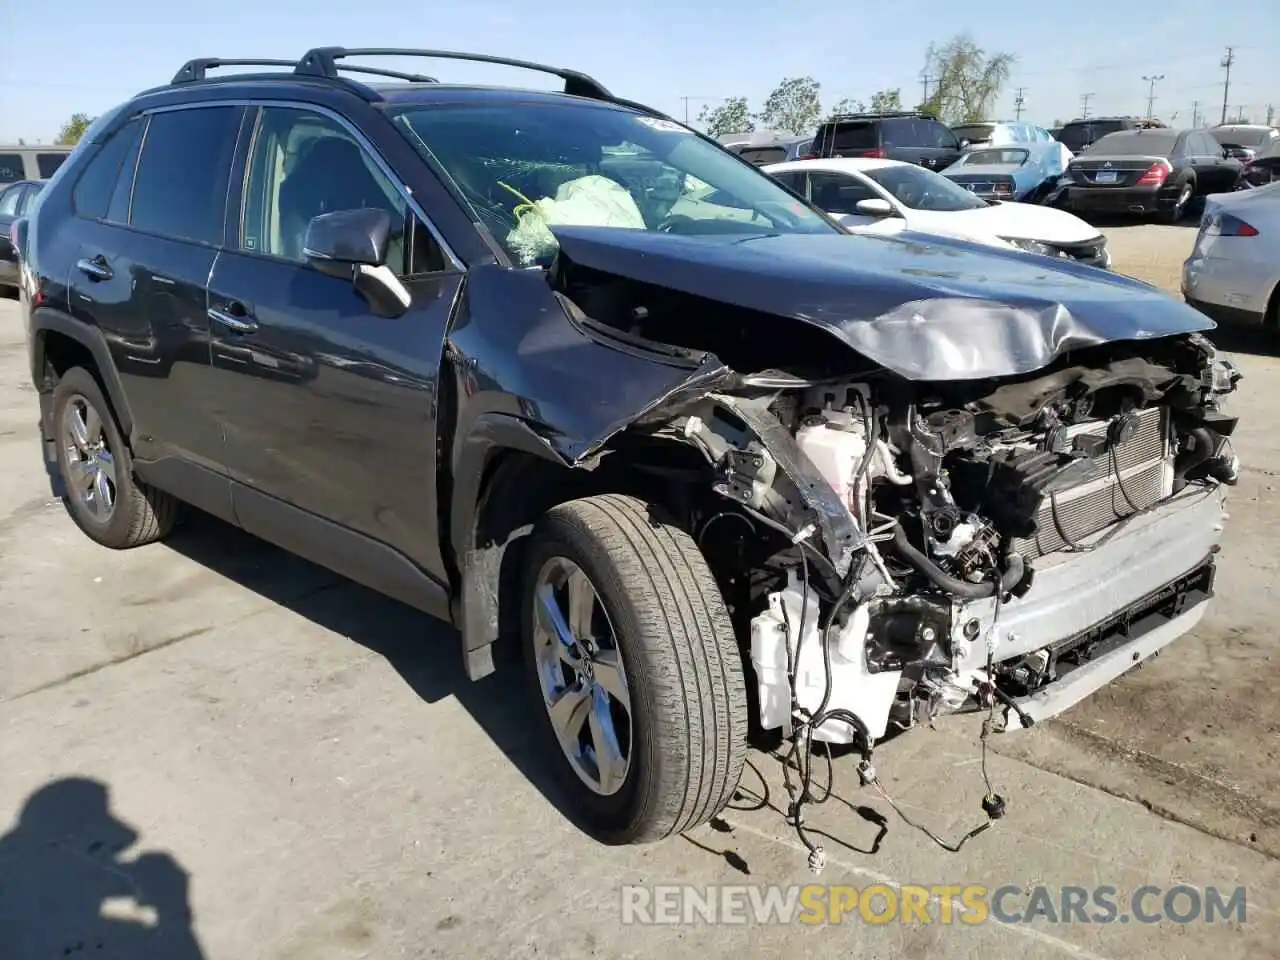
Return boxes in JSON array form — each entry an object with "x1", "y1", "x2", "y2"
[
  {"x1": 76, "y1": 257, "x2": 112, "y2": 281},
  {"x1": 207, "y1": 307, "x2": 258, "y2": 334}
]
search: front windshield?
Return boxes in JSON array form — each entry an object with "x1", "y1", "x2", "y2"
[
  {"x1": 863, "y1": 164, "x2": 987, "y2": 212},
  {"x1": 391, "y1": 101, "x2": 836, "y2": 266},
  {"x1": 963, "y1": 148, "x2": 1029, "y2": 166}
]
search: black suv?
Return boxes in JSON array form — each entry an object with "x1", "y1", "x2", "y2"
[
  {"x1": 808, "y1": 110, "x2": 963, "y2": 170},
  {"x1": 18, "y1": 48, "x2": 1241, "y2": 850}
]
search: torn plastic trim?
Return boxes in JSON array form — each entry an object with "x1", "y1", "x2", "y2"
[{"x1": 700, "y1": 395, "x2": 864, "y2": 578}]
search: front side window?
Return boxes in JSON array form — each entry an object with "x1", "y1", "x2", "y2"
[
  {"x1": 241, "y1": 107, "x2": 443, "y2": 275},
  {"x1": 392, "y1": 102, "x2": 836, "y2": 266},
  {"x1": 863, "y1": 164, "x2": 987, "y2": 212},
  {"x1": 130, "y1": 106, "x2": 242, "y2": 245},
  {"x1": 808, "y1": 171, "x2": 879, "y2": 214}
]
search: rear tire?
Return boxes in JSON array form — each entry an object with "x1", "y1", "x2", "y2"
[
  {"x1": 521, "y1": 494, "x2": 748, "y2": 844},
  {"x1": 51, "y1": 366, "x2": 179, "y2": 549}
]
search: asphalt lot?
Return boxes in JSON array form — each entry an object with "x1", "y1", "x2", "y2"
[{"x1": 1, "y1": 223, "x2": 1278, "y2": 959}]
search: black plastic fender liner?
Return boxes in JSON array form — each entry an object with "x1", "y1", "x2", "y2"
[
  {"x1": 29, "y1": 307, "x2": 136, "y2": 440},
  {"x1": 451, "y1": 413, "x2": 571, "y2": 681}
]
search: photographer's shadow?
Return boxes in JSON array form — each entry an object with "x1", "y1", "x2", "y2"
[{"x1": 0, "y1": 777, "x2": 205, "y2": 959}]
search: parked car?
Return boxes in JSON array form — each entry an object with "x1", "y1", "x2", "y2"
[
  {"x1": 949, "y1": 121, "x2": 1055, "y2": 148},
  {"x1": 0, "y1": 179, "x2": 43, "y2": 292},
  {"x1": 1208, "y1": 124, "x2": 1280, "y2": 162},
  {"x1": 940, "y1": 141, "x2": 1073, "y2": 203},
  {"x1": 1057, "y1": 116, "x2": 1166, "y2": 154},
  {"x1": 1183, "y1": 181, "x2": 1280, "y2": 338},
  {"x1": 765, "y1": 157, "x2": 1111, "y2": 267},
  {"x1": 716, "y1": 131, "x2": 812, "y2": 166},
  {"x1": 1062, "y1": 128, "x2": 1241, "y2": 222},
  {"x1": 1237, "y1": 138, "x2": 1280, "y2": 188},
  {"x1": 21, "y1": 48, "x2": 1241, "y2": 848},
  {"x1": 0, "y1": 145, "x2": 73, "y2": 187},
  {"x1": 808, "y1": 110, "x2": 963, "y2": 171}
]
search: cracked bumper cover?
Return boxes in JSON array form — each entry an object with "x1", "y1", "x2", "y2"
[{"x1": 950, "y1": 483, "x2": 1228, "y2": 729}]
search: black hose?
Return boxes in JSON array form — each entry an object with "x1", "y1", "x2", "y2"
[{"x1": 891, "y1": 526, "x2": 1025, "y2": 599}]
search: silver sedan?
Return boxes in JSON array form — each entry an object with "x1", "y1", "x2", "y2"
[{"x1": 1182, "y1": 182, "x2": 1280, "y2": 336}]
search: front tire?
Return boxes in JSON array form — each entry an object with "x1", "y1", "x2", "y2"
[
  {"x1": 521, "y1": 494, "x2": 748, "y2": 844},
  {"x1": 52, "y1": 366, "x2": 179, "y2": 549}
]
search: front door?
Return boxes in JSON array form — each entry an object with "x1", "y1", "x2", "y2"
[{"x1": 206, "y1": 104, "x2": 463, "y2": 585}]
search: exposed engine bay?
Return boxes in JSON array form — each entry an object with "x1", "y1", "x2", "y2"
[{"x1": 551, "y1": 256, "x2": 1242, "y2": 744}]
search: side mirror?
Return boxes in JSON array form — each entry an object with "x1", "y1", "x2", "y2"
[
  {"x1": 855, "y1": 198, "x2": 895, "y2": 217},
  {"x1": 303, "y1": 208, "x2": 411, "y2": 318},
  {"x1": 959, "y1": 139, "x2": 971, "y2": 150}
]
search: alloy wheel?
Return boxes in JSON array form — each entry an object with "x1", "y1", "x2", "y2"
[
  {"x1": 531, "y1": 556, "x2": 633, "y2": 796},
  {"x1": 61, "y1": 394, "x2": 117, "y2": 523}
]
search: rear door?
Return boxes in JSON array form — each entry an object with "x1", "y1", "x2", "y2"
[
  {"x1": 67, "y1": 104, "x2": 245, "y2": 487},
  {"x1": 206, "y1": 103, "x2": 464, "y2": 586}
]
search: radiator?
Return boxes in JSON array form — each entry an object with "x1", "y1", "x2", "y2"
[{"x1": 1012, "y1": 407, "x2": 1172, "y2": 560}]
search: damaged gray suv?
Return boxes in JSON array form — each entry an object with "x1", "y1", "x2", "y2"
[{"x1": 20, "y1": 48, "x2": 1242, "y2": 846}]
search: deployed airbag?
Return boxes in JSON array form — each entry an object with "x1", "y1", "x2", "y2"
[{"x1": 507, "y1": 175, "x2": 646, "y2": 266}]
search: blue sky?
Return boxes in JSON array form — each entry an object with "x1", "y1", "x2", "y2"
[{"x1": 2, "y1": 0, "x2": 1276, "y2": 143}]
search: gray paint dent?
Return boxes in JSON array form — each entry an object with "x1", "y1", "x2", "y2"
[{"x1": 548, "y1": 226, "x2": 1216, "y2": 381}]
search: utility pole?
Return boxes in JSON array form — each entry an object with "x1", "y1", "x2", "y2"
[
  {"x1": 1268, "y1": 104, "x2": 1275, "y2": 126},
  {"x1": 1014, "y1": 87, "x2": 1026, "y2": 120},
  {"x1": 1142, "y1": 75, "x2": 1165, "y2": 120},
  {"x1": 1191, "y1": 100, "x2": 1201, "y2": 128},
  {"x1": 1079, "y1": 92, "x2": 1094, "y2": 119},
  {"x1": 1220, "y1": 46, "x2": 1235, "y2": 124},
  {"x1": 920, "y1": 73, "x2": 934, "y2": 107}
]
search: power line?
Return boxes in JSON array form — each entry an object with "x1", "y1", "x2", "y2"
[
  {"x1": 1142, "y1": 74, "x2": 1165, "y2": 119},
  {"x1": 1220, "y1": 46, "x2": 1235, "y2": 124},
  {"x1": 1013, "y1": 87, "x2": 1026, "y2": 120}
]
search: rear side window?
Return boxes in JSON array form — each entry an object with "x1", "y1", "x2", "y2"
[
  {"x1": 73, "y1": 120, "x2": 145, "y2": 220},
  {"x1": 826, "y1": 121, "x2": 878, "y2": 153},
  {"x1": 36, "y1": 153, "x2": 69, "y2": 178},
  {"x1": 130, "y1": 106, "x2": 242, "y2": 245},
  {"x1": 0, "y1": 154, "x2": 22, "y2": 184}
]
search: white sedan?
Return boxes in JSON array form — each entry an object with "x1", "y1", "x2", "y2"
[
  {"x1": 761, "y1": 157, "x2": 1111, "y2": 269},
  {"x1": 1182, "y1": 182, "x2": 1280, "y2": 334}
]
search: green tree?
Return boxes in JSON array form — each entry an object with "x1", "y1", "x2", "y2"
[
  {"x1": 697, "y1": 97, "x2": 754, "y2": 138},
  {"x1": 56, "y1": 112, "x2": 95, "y2": 146},
  {"x1": 919, "y1": 35, "x2": 1015, "y2": 124},
  {"x1": 759, "y1": 77, "x2": 822, "y2": 135},
  {"x1": 828, "y1": 97, "x2": 865, "y2": 117},
  {"x1": 868, "y1": 88, "x2": 902, "y2": 112}
]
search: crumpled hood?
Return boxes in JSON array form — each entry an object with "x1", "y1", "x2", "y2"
[{"x1": 550, "y1": 226, "x2": 1214, "y2": 381}]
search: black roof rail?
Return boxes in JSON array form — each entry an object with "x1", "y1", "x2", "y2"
[
  {"x1": 294, "y1": 47, "x2": 614, "y2": 101},
  {"x1": 824, "y1": 109, "x2": 937, "y2": 121},
  {"x1": 171, "y1": 58, "x2": 298, "y2": 83}
]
